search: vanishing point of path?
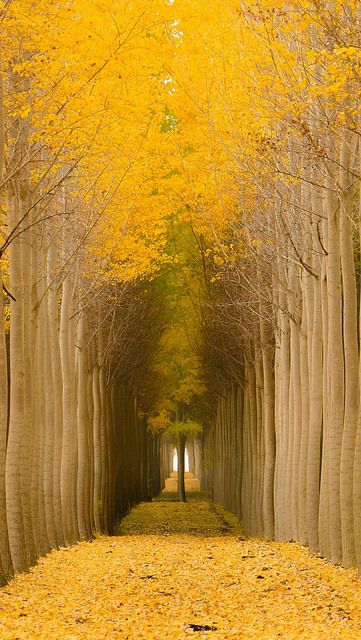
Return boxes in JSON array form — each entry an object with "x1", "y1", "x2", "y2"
[{"x1": 1, "y1": 496, "x2": 361, "y2": 640}]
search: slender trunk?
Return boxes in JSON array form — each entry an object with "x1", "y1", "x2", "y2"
[
  {"x1": 177, "y1": 432, "x2": 186, "y2": 503},
  {"x1": 0, "y1": 78, "x2": 12, "y2": 581},
  {"x1": 0, "y1": 268, "x2": 11, "y2": 581},
  {"x1": 76, "y1": 313, "x2": 91, "y2": 539},
  {"x1": 99, "y1": 364, "x2": 109, "y2": 532},
  {"x1": 5, "y1": 131, "x2": 27, "y2": 573},
  {"x1": 260, "y1": 308, "x2": 275, "y2": 539},
  {"x1": 319, "y1": 233, "x2": 331, "y2": 558},
  {"x1": 60, "y1": 267, "x2": 78, "y2": 544},
  {"x1": 47, "y1": 241, "x2": 64, "y2": 547},
  {"x1": 93, "y1": 363, "x2": 102, "y2": 531},
  {"x1": 298, "y1": 268, "x2": 312, "y2": 546},
  {"x1": 326, "y1": 153, "x2": 344, "y2": 565},
  {"x1": 307, "y1": 222, "x2": 323, "y2": 553},
  {"x1": 277, "y1": 264, "x2": 291, "y2": 540},
  {"x1": 353, "y1": 150, "x2": 361, "y2": 571},
  {"x1": 42, "y1": 284, "x2": 57, "y2": 550},
  {"x1": 339, "y1": 131, "x2": 358, "y2": 567}
]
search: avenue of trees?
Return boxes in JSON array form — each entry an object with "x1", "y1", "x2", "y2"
[
  {"x1": 2, "y1": 0, "x2": 361, "y2": 583},
  {"x1": 0, "y1": 0, "x2": 170, "y2": 581},
  {"x1": 199, "y1": 0, "x2": 361, "y2": 571}
]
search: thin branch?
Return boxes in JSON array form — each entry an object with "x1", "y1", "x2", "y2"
[{"x1": 2, "y1": 281, "x2": 16, "y2": 301}]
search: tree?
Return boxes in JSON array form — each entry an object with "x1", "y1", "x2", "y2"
[{"x1": 146, "y1": 222, "x2": 207, "y2": 502}]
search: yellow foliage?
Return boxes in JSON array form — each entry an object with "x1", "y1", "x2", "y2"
[
  {"x1": 2, "y1": 0, "x2": 361, "y2": 291},
  {"x1": 147, "y1": 409, "x2": 171, "y2": 433}
]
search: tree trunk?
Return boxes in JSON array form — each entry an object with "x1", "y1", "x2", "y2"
[
  {"x1": 0, "y1": 267, "x2": 12, "y2": 581},
  {"x1": 260, "y1": 307, "x2": 275, "y2": 539},
  {"x1": 60, "y1": 266, "x2": 78, "y2": 544},
  {"x1": 0, "y1": 77, "x2": 12, "y2": 582},
  {"x1": 326, "y1": 151, "x2": 344, "y2": 565},
  {"x1": 177, "y1": 432, "x2": 186, "y2": 503},
  {"x1": 5, "y1": 123, "x2": 28, "y2": 573},
  {"x1": 306, "y1": 218, "x2": 323, "y2": 553},
  {"x1": 339, "y1": 131, "x2": 358, "y2": 568},
  {"x1": 93, "y1": 362, "x2": 103, "y2": 531},
  {"x1": 47, "y1": 241, "x2": 65, "y2": 547},
  {"x1": 76, "y1": 313, "x2": 91, "y2": 540}
]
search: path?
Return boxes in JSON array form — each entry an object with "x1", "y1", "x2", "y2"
[{"x1": 1, "y1": 498, "x2": 361, "y2": 639}]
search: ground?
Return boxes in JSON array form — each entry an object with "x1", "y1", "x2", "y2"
[{"x1": 1, "y1": 496, "x2": 361, "y2": 639}]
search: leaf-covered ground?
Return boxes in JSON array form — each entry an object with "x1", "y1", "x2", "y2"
[
  {"x1": 118, "y1": 496, "x2": 241, "y2": 537},
  {"x1": 2, "y1": 499, "x2": 361, "y2": 639}
]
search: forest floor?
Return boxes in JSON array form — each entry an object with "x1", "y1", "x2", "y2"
[{"x1": 1, "y1": 496, "x2": 361, "y2": 639}]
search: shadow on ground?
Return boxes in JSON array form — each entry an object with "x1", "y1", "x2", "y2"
[{"x1": 117, "y1": 493, "x2": 245, "y2": 537}]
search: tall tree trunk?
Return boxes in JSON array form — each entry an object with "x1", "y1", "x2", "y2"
[
  {"x1": 93, "y1": 361, "x2": 103, "y2": 532},
  {"x1": 353, "y1": 150, "x2": 361, "y2": 572},
  {"x1": 326, "y1": 149, "x2": 344, "y2": 565},
  {"x1": 177, "y1": 432, "x2": 186, "y2": 503},
  {"x1": 306, "y1": 215, "x2": 323, "y2": 554},
  {"x1": 260, "y1": 306, "x2": 275, "y2": 539},
  {"x1": 39, "y1": 272, "x2": 57, "y2": 551},
  {"x1": 60, "y1": 266, "x2": 78, "y2": 544},
  {"x1": 5, "y1": 101, "x2": 29, "y2": 572},
  {"x1": 339, "y1": 131, "x2": 358, "y2": 567},
  {"x1": 47, "y1": 241, "x2": 65, "y2": 547},
  {"x1": 318, "y1": 237, "x2": 331, "y2": 559},
  {"x1": 76, "y1": 313, "x2": 91, "y2": 540},
  {"x1": 0, "y1": 77, "x2": 12, "y2": 582},
  {"x1": 0, "y1": 267, "x2": 11, "y2": 582}
]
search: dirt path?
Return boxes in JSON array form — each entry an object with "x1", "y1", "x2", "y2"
[{"x1": 1, "y1": 500, "x2": 361, "y2": 639}]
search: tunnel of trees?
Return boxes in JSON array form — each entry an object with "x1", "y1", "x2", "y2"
[{"x1": 1, "y1": 0, "x2": 361, "y2": 584}]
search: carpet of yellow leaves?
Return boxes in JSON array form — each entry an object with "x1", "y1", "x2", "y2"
[{"x1": 1, "y1": 501, "x2": 361, "y2": 639}]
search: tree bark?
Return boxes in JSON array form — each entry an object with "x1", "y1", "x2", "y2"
[
  {"x1": 177, "y1": 432, "x2": 186, "y2": 503},
  {"x1": 0, "y1": 77, "x2": 12, "y2": 582}
]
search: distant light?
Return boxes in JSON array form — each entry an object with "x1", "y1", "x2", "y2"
[{"x1": 172, "y1": 447, "x2": 190, "y2": 472}]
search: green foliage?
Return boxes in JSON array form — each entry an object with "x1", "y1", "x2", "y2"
[
  {"x1": 164, "y1": 419, "x2": 202, "y2": 438},
  {"x1": 160, "y1": 106, "x2": 179, "y2": 133},
  {"x1": 144, "y1": 219, "x2": 209, "y2": 434}
]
